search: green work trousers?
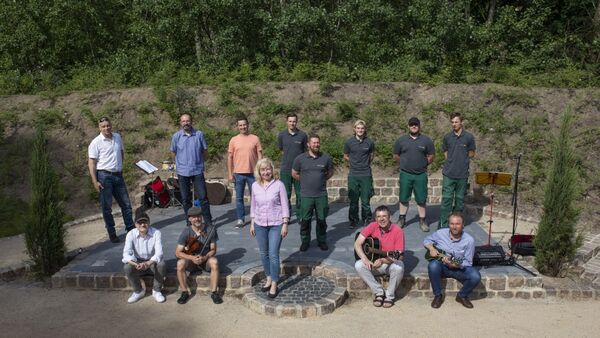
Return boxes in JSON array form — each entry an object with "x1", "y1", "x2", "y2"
[
  {"x1": 347, "y1": 175, "x2": 373, "y2": 225},
  {"x1": 439, "y1": 175, "x2": 468, "y2": 228},
  {"x1": 299, "y1": 196, "x2": 329, "y2": 244},
  {"x1": 280, "y1": 170, "x2": 301, "y2": 217}
]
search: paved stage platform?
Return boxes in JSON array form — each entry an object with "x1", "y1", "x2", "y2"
[{"x1": 58, "y1": 203, "x2": 535, "y2": 278}]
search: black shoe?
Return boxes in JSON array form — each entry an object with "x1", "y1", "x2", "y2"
[
  {"x1": 300, "y1": 242, "x2": 309, "y2": 251},
  {"x1": 397, "y1": 215, "x2": 406, "y2": 228},
  {"x1": 318, "y1": 242, "x2": 329, "y2": 251},
  {"x1": 211, "y1": 291, "x2": 223, "y2": 304},
  {"x1": 268, "y1": 288, "x2": 278, "y2": 299},
  {"x1": 260, "y1": 284, "x2": 271, "y2": 292},
  {"x1": 431, "y1": 295, "x2": 444, "y2": 309},
  {"x1": 177, "y1": 291, "x2": 190, "y2": 304},
  {"x1": 109, "y1": 235, "x2": 120, "y2": 243},
  {"x1": 455, "y1": 295, "x2": 473, "y2": 309}
]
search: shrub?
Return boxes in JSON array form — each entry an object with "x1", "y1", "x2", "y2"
[
  {"x1": 24, "y1": 126, "x2": 67, "y2": 276},
  {"x1": 335, "y1": 101, "x2": 356, "y2": 122},
  {"x1": 534, "y1": 111, "x2": 582, "y2": 276}
]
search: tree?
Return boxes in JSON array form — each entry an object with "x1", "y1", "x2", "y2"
[
  {"x1": 534, "y1": 110, "x2": 581, "y2": 276},
  {"x1": 24, "y1": 125, "x2": 66, "y2": 277}
]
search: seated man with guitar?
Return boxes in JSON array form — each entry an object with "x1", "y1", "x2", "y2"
[
  {"x1": 175, "y1": 207, "x2": 223, "y2": 305},
  {"x1": 354, "y1": 205, "x2": 405, "y2": 308},
  {"x1": 424, "y1": 212, "x2": 481, "y2": 309}
]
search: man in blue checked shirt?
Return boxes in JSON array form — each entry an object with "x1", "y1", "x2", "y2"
[
  {"x1": 171, "y1": 113, "x2": 213, "y2": 225},
  {"x1": 424, "y1": 212, "x2": 481, "y2": 309}
]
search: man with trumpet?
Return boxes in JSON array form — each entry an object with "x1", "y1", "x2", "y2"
[
  {"x1": 354, "y1": 205, "x2": 405, "y2": 308},
  {"x1": 175, "y1": 206, "x2": 222, "y2": 305}
]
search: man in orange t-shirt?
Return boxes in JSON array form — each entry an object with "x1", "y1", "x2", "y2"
[{"x1": 228, "y1": 115, "x2": 263, "y2": 228}]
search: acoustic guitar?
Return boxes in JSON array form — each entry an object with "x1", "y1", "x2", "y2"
[
  {"x1": 424, "y1": 244, "x2": 464, "y2": 265},
  {"x1": 354, "y1": 233, "x2": 403, "y2": 262}
]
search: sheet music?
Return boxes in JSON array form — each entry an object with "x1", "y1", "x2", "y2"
[{"x1": 135, "y1": 160, "x2": 158, "y2": 174}]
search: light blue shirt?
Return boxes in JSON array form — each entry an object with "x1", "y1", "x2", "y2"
[
  {"x1": 171, "y1": 128, "x2": 208, "y2": 176},
  {"x1": 423, "y1": 228, "x2": 475, "y2": 267}
]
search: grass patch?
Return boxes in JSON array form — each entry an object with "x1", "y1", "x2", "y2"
[{"x1": 0, "y1": 195, "x2": 30, "y2": 237}]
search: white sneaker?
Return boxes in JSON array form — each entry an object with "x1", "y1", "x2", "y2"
[
  {"x1": 127, "y1": 290, "x2": 145, "y2": 304},
  {"x1": 152, "y1": 290, "x2": 166, "y2": 303}
]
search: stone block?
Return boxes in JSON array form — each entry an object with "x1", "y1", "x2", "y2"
[
  {"x1": 386, "y1": 179, "x2": 398, "y2": 187},
  {"x1": 349, "y1": 277, "x2": 368, "y2": 290},
  {"x1": 416, "y1": 278, "x2": 430, "y2": 290},
  {"x1": 533, "y1": 290, "x2": 545, "y2": 299},
  {"x1": 301, "y1": 305, "x2": 317, "y2": 318},
  {"x1": 277, "y1": 304, "x2": 297, "y2": 317},
  {"x1": 78, "y1": 274, "x2": 96, "y2": 289},
  {"x1": 558, "y1": 290, "x2": 570, "y2": 299},
  {"x1": 298, "y1": 265, "x2": 312, "y2": 276},
  {"x1": 508, "y1": 276, "x2": 525, "y2": 288},
  {"x1": 374, "y1": 179, "x2": 386, "y2": 187},
  {"x1": 96, "y1": 275, "x2": 111, "y2": 289},
  {"x1": 264, "y1": 303, "x2": 276, "y2": 315},
  {"x1": 164, "y1": 275, "x2": 178, "y2": 288},
  {"x1": 228, "y1": 276, "x2": 241, "y2": 289},
  {"x1": 196, "y1": 276, "x2": 210, "y2": 288},
  {"x1": 488, "y1": 276, "x2": 506, "y2": 290},
  {"x1": 497, "y1": 291, "x2": 514, "y2": 299},
  {"x1": 526, "y1": 277, "x2": 543, "y2": 288},
  {"x1": 111, "y1": 274, "x2": 128, "y2": 289},
  {"x1": 315, "y1": 299, "x2": 335, "y2": 315},
  {"x1": 515, "y1": 291, "x2": 531, "y2": 299}
]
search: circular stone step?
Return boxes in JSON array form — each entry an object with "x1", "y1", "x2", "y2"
[{"x1": 240, "y1": 263, "x2": 348, "y2": 318}]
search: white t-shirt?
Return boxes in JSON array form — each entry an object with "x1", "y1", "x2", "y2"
[{"x1": 88, "y1": 132, "x2": 124, "y2": 172}]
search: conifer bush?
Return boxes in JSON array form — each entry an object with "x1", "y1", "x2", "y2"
[
  {"x1": 534, "y1": 111, "x2": 581, "y2": 276},
  {"x1": 24, "y1": 126, "x2": 66, "y2": 276}
]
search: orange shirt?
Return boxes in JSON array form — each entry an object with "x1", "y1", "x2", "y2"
[{"x1": 228, "y1": 134, "x2": 262, "y2": 174}]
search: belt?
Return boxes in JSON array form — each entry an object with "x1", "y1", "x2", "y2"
[{"x1": 97, "y1": 170, "x2": 122, "y2": 176}]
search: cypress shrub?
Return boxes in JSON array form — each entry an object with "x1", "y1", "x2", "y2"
[
  {"x1": 24, "y1": 126, "x2": 67, "y2": 276},
  {"x1": 534, "y1": 111, "x2": 581, "y2": 276}
]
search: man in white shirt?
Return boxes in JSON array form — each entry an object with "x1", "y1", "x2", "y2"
[
  {"x1": 87, "y1": 117, "x2": 134, "y2": 243},
  {"x1": 122, "y1": 210, "x2": 166, "y2": 304}
]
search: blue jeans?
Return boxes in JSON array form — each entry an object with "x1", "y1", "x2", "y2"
[
  {"x1": 97, "y1": 171, "x2": 134, "y2": 237},
  {"x1": 234, "y1": 173, "x2": 254, "y2": 220},
  {"x1": 428, "y1": 260, "x2": 481, "y2": 298},
  {"x1": 254, "y1": 224, "x2": 283, "y2": 282},
  {"x1": 178, "y1": 174, "x2": 212, "y2": 224}
]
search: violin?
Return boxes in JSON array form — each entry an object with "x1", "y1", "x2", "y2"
[{"x1": 183, "y1": 236, "x2": 203, "y2": 255}]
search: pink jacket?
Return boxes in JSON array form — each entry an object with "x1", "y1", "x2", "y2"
[{"x1": 250, "y1": 179, "x2": 289, "y2": 226}]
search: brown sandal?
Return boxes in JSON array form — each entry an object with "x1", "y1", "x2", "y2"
[
  {"x1": 372, "y1": 294, "x2": 384, "y2": 307},
  {"x1": 382, "y1": 299, "x2": 394, "y2": 308}
]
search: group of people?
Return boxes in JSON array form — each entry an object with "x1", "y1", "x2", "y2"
[{"x1": 87, "y1": 111, "x2": 478, "y2": 307}]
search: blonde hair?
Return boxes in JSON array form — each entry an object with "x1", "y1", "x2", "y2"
[
  {"x1": 254, "y1": 158, "x2": 278, "y2": 184},
  {"x1": 353, "y1": 119, "x2": 367, "y2": 129}
]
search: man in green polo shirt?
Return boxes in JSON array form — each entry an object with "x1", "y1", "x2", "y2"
[
  {"x1": 393, "y1": 117, "x2": 435, "y2": 232},
  {"x1": 292, "y1": 134, "x2": 334, "y2": 251},
  {"x1": 439, "y1": 113, "x2": 476, "y2": 228},
  {"x1": 277, "y1": 113, "x2": 307, "y2": 218},
  {"x1": 343, "y1": 120, "x2": 375, "y2": 228}
]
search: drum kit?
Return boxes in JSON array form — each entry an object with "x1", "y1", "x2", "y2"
[{"x1": 142, "y1": 160, "x2": 228, "y2": 209}]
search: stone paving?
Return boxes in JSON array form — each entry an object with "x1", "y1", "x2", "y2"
[{"x1": 2, "y1": 200, "x2": 592, "y2": 317}]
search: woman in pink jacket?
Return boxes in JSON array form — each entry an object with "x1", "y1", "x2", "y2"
[{"x1": 250, "y1": 158, "x2": 289, "y2": 298}]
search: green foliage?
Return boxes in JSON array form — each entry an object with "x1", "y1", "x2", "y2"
[
  {"x1": 154, "y1": 86, "x2": 198, "y2": 124},
  {"x1": 320, "y1": 136, "x2": 345, "y2": 166},
  {"x1": 0, "y1": 111, "x2": 18, "y2": 141},
  {"x1": 80, "y1": 108, "x2": 98, "y2": 127},
  {"x1": 335, "y1": 101, "x2": 356, "y2": 122},
  {"x1": 256, "y1": 102, "x2": 298, "y2": 118},
  {"x1": 484, "y1": 87, "x2": 539, "y2": 108},
  {"x1": 318, "y1": 81, "x2": 334, "y2": 96},
  {"x1": 0, "y1": 194, "x2": 29, "y2": 237},
  {"x1": 25, "y1": 126, "x2": 67, "y2": 276},
  {"x1": 33, "y1": 109, "x2": 70, "y2": 128},
  {"x1": 534, "y1": 111, "x2": 582, "y2": 276}
]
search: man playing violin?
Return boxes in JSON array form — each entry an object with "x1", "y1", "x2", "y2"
[
  {"x1": 354, "y1": 205, "x2": 405, "y2": 308},
  {"x1": 424, "y1": 212, "x2": 480, "y2": 309},
  {"x1": 175, "y1": 206, "x2": 223, "y2": 304}
]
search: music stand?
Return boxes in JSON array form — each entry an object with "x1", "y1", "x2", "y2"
[{"x1": 475, "y1": 172, "x2": 512, "y2": 246}]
